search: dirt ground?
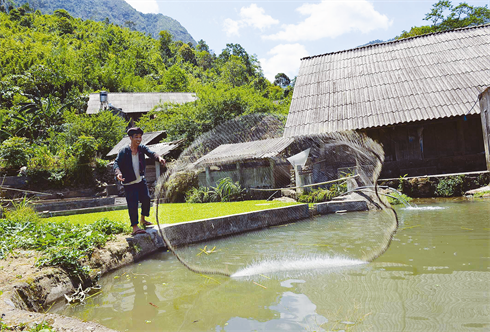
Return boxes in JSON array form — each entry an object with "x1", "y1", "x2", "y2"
[{"x1": 0, "y1": 250, "x2": 42, "y2": 291}]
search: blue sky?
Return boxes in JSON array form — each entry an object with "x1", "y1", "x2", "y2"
[{"x1": 125, "y1": 0, "x2": 490, "y2": 82}]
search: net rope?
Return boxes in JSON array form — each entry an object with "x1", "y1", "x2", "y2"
[{"x1": 154, "y1": 114, "x2": 398, "y2": 277}]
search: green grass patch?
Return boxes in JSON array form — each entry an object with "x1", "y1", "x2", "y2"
[
  {"x1": 45, "y1": 200, "x2": 301, "y2": 225},
  {"x1": 473, "y1": 190, "x2": 490, "y2": 198}
]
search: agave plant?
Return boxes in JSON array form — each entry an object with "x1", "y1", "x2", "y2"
[{"x1": 213, "y1": 177, "x2": 245, "y2": 202}]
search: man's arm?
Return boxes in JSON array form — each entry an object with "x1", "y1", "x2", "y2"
[
  {"x1": 114, "y1": 151, "x2": 125, "y2": 182},
  {"x1": 142, "y1": 145, "x2": 166, "y2": 166}
]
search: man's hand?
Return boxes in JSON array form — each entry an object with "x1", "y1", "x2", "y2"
[
  {"x1": 158, "y1": 157, "x2": 166, "y2": 166},
  {"x1": 116, "y1": 173, "x2": 125, "y2": 182}
]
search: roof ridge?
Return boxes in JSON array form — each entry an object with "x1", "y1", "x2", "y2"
[
  {"x1": 88, "y1": 92, "x2": 196, "y2": 95},
  {"x1": 301, "y1": 23, "x2": 490, "y2": 61}
]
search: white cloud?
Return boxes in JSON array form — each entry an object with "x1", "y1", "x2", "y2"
[
  {"x1": 240, "y1": 4, "x2": 279, "y2": 30},
  {"x1": 124, "y1": 0, "x2": 159, "y2": 14},
  {"x1": 223, "y1": 4, "x2": 279, "y2": 37},
  {"x1": 263, "y1": 0, "x2": 392, "y2": 42},
  {"x1": 223, "y1": 18, "x2": 241, "y2": 37},
  {"x1": 259, "y1": 44, "x2": 309, "y2": 82}
]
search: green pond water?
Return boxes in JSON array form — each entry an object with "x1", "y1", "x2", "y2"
[{"x1": 54, "y1": 198, "x2": 490, "y2": 331}]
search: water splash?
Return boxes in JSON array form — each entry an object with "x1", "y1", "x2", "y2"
[
  {"x1": 402, "y1": 206, "x2": 446, "y2": 211},
  {"x1": 231, "y1": 255, "x2": 366, "y2": 278}
]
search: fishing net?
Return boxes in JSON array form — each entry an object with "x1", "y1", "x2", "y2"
[{"x1": 154, "y1": 114, "x2": 398, "y2": 278}]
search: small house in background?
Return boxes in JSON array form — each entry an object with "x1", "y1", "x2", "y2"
[
  {"x1": 107, "y1": 131, "x2": 184, "y2": 183},
  {"x1": 193, "y1": 137, "x2": 296, "y2": 190},
  {"x1": 106, "y1": 131, "x2": 168, "y2": 158},
  {"x1": 284, "y1": 24, "x2": 490, "y2": 178},
  {"x1": 86, "y1": 91, "x2": 198, "y2": 125}
]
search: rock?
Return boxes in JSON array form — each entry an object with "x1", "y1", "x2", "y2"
[
  {"x1": 465, "y1": 185, "x2": 490, "y2": 195},
  {"x1": 273, "y1": 196, "x2": 297, "y2": 203}
]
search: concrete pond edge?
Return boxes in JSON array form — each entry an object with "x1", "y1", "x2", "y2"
[{"x1": 0, "y1": 201, "x2": 368, "y2": 331}]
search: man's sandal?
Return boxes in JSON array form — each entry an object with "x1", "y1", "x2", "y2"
[
  {"x1": 141, "y1": 221, "x2": 154, "y2": 227},
  {"x1": 131, "y1": 229, "x2": 147, "y2": 236}
]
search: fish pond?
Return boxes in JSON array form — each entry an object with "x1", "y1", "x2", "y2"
[{"x1": 53, "y1": 198, "x2": 490, "y2": 331}]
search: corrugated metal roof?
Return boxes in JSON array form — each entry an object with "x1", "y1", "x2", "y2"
[
  {"x1": 106, "y1": 131, "x2": 167, "y2": 157},
  {"x1": 148, "y1": 139, "x2": 184, "y2": 157},
  {"x1": 87, "y1": 92, "x2": 198, "y2": 114},
  {"x1": 193, "y1": 137, "x2": 295, "y2": 167},
  {"x1": 284, "y1": 24, "x2": 490, "y2": 137}
]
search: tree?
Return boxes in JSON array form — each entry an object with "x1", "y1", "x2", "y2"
[
  {"x1": 54, "y1": 9, "x2": 73, "y2": 20},
  {"x1": 162, "y1": 65, "x2": 188, "y2": 92},
  {"x1": 273, "y1": 73, "x2": 291, "y2": 88},
  {"x1": 178, "y1": 43, "x2": 197, "y2": 65},
  {"x1": 196, "y1": 39, "x2": 210, "y2": 53},
  {"x1": 219, "y1": 43, "x2": 259, "y2": 78},
  {"x1": 9, "y1": 94, "x2": 72, "y2": 140},
  {"x1": 124, "y1": 20, "x2": 136, "y2": 30},
  {"x1": 221, "y1": 55, "x2": 248, "y2": 87},
  {"x1": 196, "y1": 50, "x2": 214, "y2": 70},
  {"x1": 159, "y1": 30, "x2": 173, "y2": 61},
  {"x1": 398, "y1": 1, "x2": 490, "y2": 39}
]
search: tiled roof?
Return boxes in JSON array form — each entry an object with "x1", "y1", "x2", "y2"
[
  {"x1": 284, "y1": 24, "x2": 490, "y2": 137},
  {"x1": 106, "y1": 131, "x2": 167, "y2": 157},
  {"x1": 193, "y1": 137, "x2": 295, "y2": 167},
  {"x1": 87, "y1": 92, "x2": 197, "y2": 114}
]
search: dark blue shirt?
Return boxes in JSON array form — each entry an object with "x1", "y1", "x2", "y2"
[{"x1": 114, "y1": 144, "x2": 157, "y2": 184}]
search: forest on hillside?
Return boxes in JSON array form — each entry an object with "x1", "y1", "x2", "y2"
[
  {"x1": 0, "y1": 5, "x2": 292, "y2": 187},
  {"x1": 12, "y1": 0, "x2": 196, "y2": 43}
]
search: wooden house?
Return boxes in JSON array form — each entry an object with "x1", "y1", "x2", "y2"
[
  {"x1": 284, "y1": 24, "x2": 490, "y2": 177},
  {"x1": 86, "y1": 92, "x2": 198, "y2": 125}
]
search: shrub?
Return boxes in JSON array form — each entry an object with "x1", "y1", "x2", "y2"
[
  {"x1": 185, "y1": 177, "x2": 245, "y2": 203},
  {"x1": 185, "y1": 186, "x2": 218, "y2": 203},
  {"x1": 386, "y1": 192, "x2": 413, "y2": 205},
  {"x1": 213, "y1": 177, "x2": 245, "y2": 202},
  {"x1": 435, "y1": 175, "x2": 464, "y2": 197},
  {"x1": 72, "y1": 135, "x2": 98, "y2": 165},
  {"x1": 297, "y1": 182, "x2": 348, "y2": 203},
  {"x1": 298, "y1": 188, "x2": 335, "y2": 203},
  {"x1": 27, "y1": 145, "x2": 57, "y2": 170},
  {"x1": 0, "y1": 137, "x2": 32, "y2": 174},
  {"x1": 163, "y1": 171, "x2": 198, "y2": 203},
  {"x1": 4, "y1": 196, "x2": 40, "y2": 224}
]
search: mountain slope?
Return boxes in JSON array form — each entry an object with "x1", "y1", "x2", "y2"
[{"x1": 16, "y1": 0, "x2": 196, "y2": 44}]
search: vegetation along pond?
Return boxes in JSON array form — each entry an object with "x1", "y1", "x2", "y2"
[{"x1": 53, "y1": 199, "x2": 490, "y2": 331}]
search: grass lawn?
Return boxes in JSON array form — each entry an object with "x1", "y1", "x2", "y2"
[{"x1": 45, "y1": 200, "x2": 301, "y2": 226}]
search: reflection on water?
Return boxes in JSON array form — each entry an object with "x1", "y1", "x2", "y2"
[
  {"x1": 54, "y1": 199, "x2": 490, "y2": 331},
  {"x1": 219, "y1": 291, "x2": 329, "y2": 332}
]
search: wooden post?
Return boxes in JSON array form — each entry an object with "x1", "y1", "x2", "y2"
[
  {"x1": 236, "y1": 162, "x2": 242, "y2": 186},
  {"x1": 269, "y1": 159, "x2": 275, "y2": 188},
  {"x1": 205, "y1": 166, "x2": 212, "y2": 187},
  {"x1": 479, "y1": 88, "x2": 490, "y2": 172},
  {"x1": 295, "y1": 165, "x2": 303, "y2": 195},
  {"x1": 155, "y1": 161, "x2": 160, "y2": 179}
]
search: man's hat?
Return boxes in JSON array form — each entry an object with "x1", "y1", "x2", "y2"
[{"x1": 127, "y1": 127, "x2": 144, "y2": 136}]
